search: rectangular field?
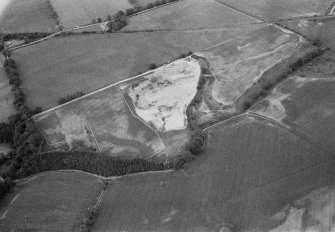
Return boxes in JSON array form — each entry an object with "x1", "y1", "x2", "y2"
[
  {"x1": 0, "y1": 171, "x2": 103, "y2": 232},
  {"x1": 34, "y1": 85, "x2": 164, "y2": 158},
  {"x1": 13, "y1": 25, "x2": 262, "y2": 109},
  {"x1": 50, "y1": 0, "x2": 132, "y2": 28},
  {"x1": 0, "y1": 0, "x2": 58, "y2": 33},
  {"x1": 124, "y1": 0, "x2": 259, "y2": 31}
]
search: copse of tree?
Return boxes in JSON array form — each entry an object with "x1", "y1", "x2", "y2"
[
  {"x1": 0, "y1": 177, "x2": 15, "y2": 201},
  {"x1": 126, "y1": 8, "x2": 135, "y2": 16},
  {"x1": 16, "y1": 151, "x2": 170, "y2": 178},
  {"x1": 107, "y1": 11, "x2": 127, "y2": 32},
  {"x1": 147, "y1": 3, "x2": 154, "y2": 8},
  {"x1": 97, "y1": 18, "x2": 102, "y2": 23},
  {"x1": 149, "y1": 63, "x2": 157, "y2": 69},
  {"x1": 107, "y1": 14, "x2": 112, "y2": 21},
  {"x1": 57, "y1": 91, "x2": 84, "y2": 105},
  {"x1": 185, "y1": 130, "x2": 206, "y2": 155}
]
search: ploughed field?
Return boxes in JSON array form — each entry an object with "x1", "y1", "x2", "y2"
[
  {"x1": 0, "y1": 0, "x2": 59, "y2": 33},
  {"x1": 124, "y1": 0, "x2": 259, "y2": 31}
]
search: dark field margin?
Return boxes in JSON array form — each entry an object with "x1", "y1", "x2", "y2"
[{"x1": 15, "y1": 151, "x2": 171, "y2": 179}]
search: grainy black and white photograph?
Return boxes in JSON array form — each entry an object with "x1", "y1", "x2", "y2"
[{"x1": 0, "y1": 0, "x2": 335, "y2": 231}]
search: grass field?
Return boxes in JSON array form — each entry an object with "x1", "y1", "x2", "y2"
[
  {"x1": 0, "y1": 0, "x2": 58, "y2": 33},
  {"x1": 91, "y1": 114, "x2": 335, "y2": 231},
  {"x1": 50, "y1": 0, "x2": 132, "y2": 29},
  {"x1": 13, "y1": 25, "x2": 262, "y2": 110},
  {"x1": 0, "y1": 55, "x2": 15, "y2": 123},
  {"x1": 196, "y1": 25, "x2": 308, "y2": 106},
  {"x1": 0, "y1": 171, "x2": 103, "y2": 232},
  {"x1": 124, "y1": 0, "x2": 259, "y2": 31},
  {"x1": 34, "y1": 85, "x2": 164, "y2": 158},
  {"x1": 216, "y1": 0, "x2": 334, "y2": 21}
]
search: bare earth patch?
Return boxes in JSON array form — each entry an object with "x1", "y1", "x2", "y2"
[{"x1": 120, "y1": 58, "x2": 201, "y2": 132}]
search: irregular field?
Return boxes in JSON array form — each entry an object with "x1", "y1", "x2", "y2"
[
  {"x1": 120, "y1": 58, "x2": 201, "y2": 132},
  {"x1": 250, "y1": 69, "x2": 335, "y2": 151},
  {"x1": 0, "y1": 0, "x2": 58, "y2": 33},
  {"x1": 91, "y1": 115, "x2": 335, "y2": 231},
  {"x1": 0, "y1": 171, "x2": 103, "y2": 232},
  {"x1": 50, "y1": 0, "x2": 132, "y2": 28},
  {"x1": 34, "y1": 85, "x2": 164, "y2": 158},
  {"x1": 216, "y1": 0, "x2": 334, "y2": 21},
  {"x1": 0, "y1": 55, "x2": 15, "y2": 123},
  {"x1": 13, "y1": 25, "x2": 262, "y2": 109},
  {"x1": 196, "y1": 25, "x2": 313, "y2": 107},
  {"x1": 124, "y1": 0, "x2": 259, "y2": 31}
]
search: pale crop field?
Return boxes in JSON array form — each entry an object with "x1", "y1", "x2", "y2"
[
  {"x1": 50, "y1": 0, "x2": 132, "y2": 28},
  {"x1": 124, "y1": 0, "x2": 259, "y2": 31},
  {"x1": 0, "y1": 171, "x2": 103, "y2": 232},
  {"x1": 0, "y1": 0, "x2": 58, "y2": 33}
]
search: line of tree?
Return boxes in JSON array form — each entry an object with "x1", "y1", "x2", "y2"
[
  {"x1": 0, "y1": 57, "x2": 44, "y2": 201},
  {"x1": 106, "y1": 11, "x2": 127, "y2": 32},
  {"x1": 126, "y1": 0, "x2": 179, "y2": 16},
  {"x1": 46, "y1": 0, "x2": 63, "y2": 30},
  {"x1": 2, "y1": 33, "x2": 53, "y2": 45},
  {"x1": 58, "y1": 91, "x2": 84, "y2": 105}
]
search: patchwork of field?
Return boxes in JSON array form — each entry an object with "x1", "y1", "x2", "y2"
[
  {"x1": 0, "y1": 171, "x2": 103, "y2": 232},
  {"x1": 195, "y1": 25, "x2": 309, "y2": 106},
  {"x1": 50, "y1": 0, "x2": 132, "y2": 29},
  {"x1": 34, "y1": 85, "x2": 164, "y2": 158},
  {"x1": 91, "y1": 114, "x2": 335, "y2": 231},
  {"x1": 120, "y1": 58, "x2": 201, "y2": 132},
  {"x1": 250, "y1": 54, "x2": 335, "y2": 151},
  {"x1": 216, "y1": 0, "x2": 334, "y2": 21},
  {"x1": 124, "y1": 0, "x2": 259, "y2": 31},
  {"x1": 13, "y1": 25, "x2": 262, "y2": 109},
  {"x1": 0, "y1": 0, "x2": 58, "y2": 33},
  {"x1": 0, "y1": 55, "x2": 15, "y2": 123}
]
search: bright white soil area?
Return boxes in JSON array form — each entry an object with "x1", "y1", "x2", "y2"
[{"x1": 124, "y1": 58, "x2": 201, "y2": 132}]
